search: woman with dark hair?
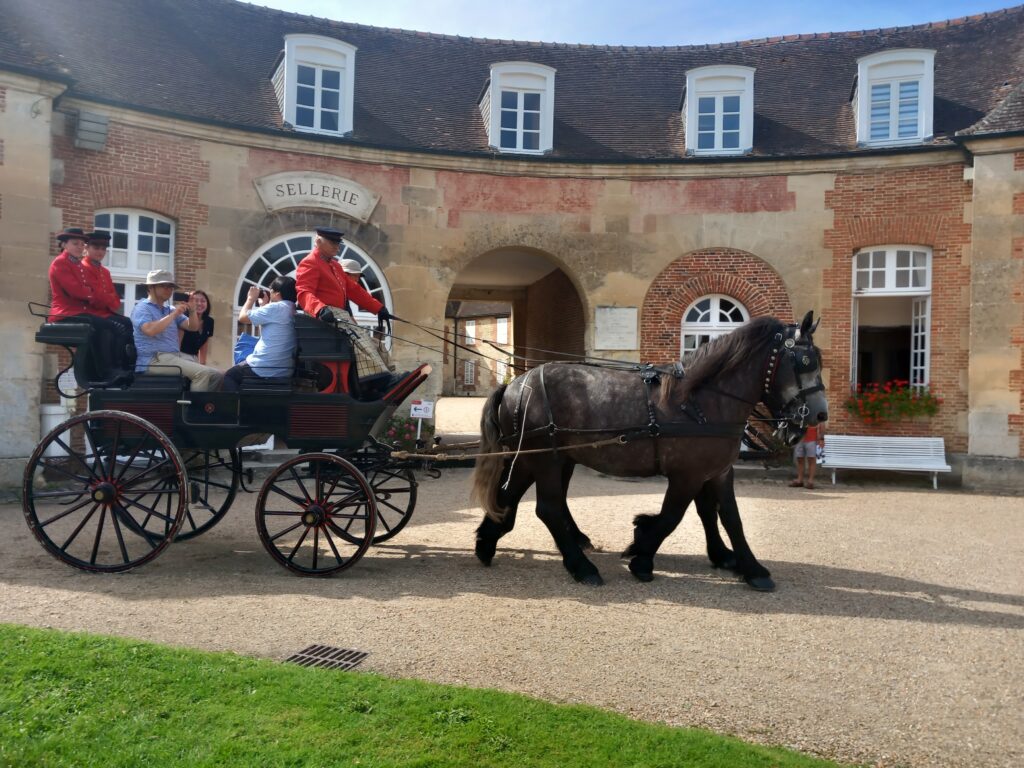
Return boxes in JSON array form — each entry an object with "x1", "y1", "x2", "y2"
[
  {"x1": 179, "y1": 289, "x2": 214, "y2": 364},
  {"x1": 221, "y1": 276, "x2": 297, "y2": 392}
]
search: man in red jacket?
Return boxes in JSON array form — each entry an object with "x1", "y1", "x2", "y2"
[
  {"x1": 83, "y1": 230, "x2": 134, "y2": 370},
  {"x1": 294, "y1": 227, "x2": 393, "y2": 392},
  {"x1": 295, "y1": 227, "x2": 390, "y2": 325},
  {"x1": 47, "y1": 227, "x2": 131, "y2": 381}
]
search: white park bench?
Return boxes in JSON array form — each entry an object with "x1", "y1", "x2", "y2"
[{"x1": 820, "y1": 435, "x2": 951, "y2": 489}]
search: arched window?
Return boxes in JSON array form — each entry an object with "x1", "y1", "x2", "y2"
[
  {"x1": 236, "y1": 232, "x2": 392, "y2": 332},
  {"x1": 680, "y1": 294, "x2": 749, "y2": 359},
  {"x1": 93, "y1": 209, "x2": 175, "y2": 316}
]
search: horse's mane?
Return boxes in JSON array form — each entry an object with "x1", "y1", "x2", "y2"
[{"x1": 662, "y1": 316, "x2": 785, "y2": 406}]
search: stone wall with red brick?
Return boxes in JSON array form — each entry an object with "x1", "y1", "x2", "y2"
[
  {"x1": 52, "y1": 119, "x2": 210, "y2": 289},
  {"x1": 823, "y1": 163, "x2": 971, "y2": 450},
  {"x1": 1010, "y1": 151, "x2": 1024, "y2": 457},
  {"x1": 640, "y1": 248, "x2": 793, "y2": 363}
]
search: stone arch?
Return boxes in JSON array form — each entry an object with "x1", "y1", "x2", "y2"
[{"x1": 640, "y1": 248, "x2": 792, "y2": 363}]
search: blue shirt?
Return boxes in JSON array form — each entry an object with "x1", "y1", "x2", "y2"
[
  {"x1": 132, "y1": 299, "x2": 187, "y2": 371},
  {"x1": 246, "y1": 300, "x2": 296, "y2": 377}
]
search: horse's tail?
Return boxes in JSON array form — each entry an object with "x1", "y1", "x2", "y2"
[{"x1": 471, "y1": 383, "x2": 510, "y2": 523}]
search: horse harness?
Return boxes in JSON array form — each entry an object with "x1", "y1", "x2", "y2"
[{"x1": 498, "y1": 324, "x2": 823, "y2": 459}]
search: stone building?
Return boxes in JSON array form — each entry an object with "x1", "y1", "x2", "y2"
[{"x1": 0, "y1": 0, "x2": 1021, "y2": 487}]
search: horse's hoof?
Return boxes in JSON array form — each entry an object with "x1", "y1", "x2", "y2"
[
  {"x1": 575, "y1": 572, "x2": 604, "y2": 587},
  {"x1": 628, "y1": 558, "x2": 654, "y2": 582},
  {"x1": 474, "y1": 540, "x2": 496, "y2": 566},
  {"x1": 745, "y1": 575, "x2": 776, "y2": 592}
]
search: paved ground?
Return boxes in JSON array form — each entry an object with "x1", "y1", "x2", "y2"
[{"x1": 2, "y1": 469, "x2": 1022, "y2": 767}]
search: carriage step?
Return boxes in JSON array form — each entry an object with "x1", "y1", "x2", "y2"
[{"x1": 284, "y1": 645, "x2": 368, "y2": 671}]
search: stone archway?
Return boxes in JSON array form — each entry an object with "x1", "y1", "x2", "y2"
[
  {"x1": 446, "y1": 247, "x2": 586, "y2": 395},
  {"x1": 640, "y1": 248, "x2": 792, "y2": 363}
]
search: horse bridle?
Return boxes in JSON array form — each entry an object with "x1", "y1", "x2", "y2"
[{"x1": 762, "y1": 327, "x2": 825, "y2": 430}]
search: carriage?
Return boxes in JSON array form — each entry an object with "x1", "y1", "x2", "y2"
[{"x1": 24, "y1": 308, "x2": 430, "y2": 577}]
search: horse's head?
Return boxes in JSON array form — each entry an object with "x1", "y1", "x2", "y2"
[{"x1": 762, "y1": 311, "x2": 829, "y2": 446}]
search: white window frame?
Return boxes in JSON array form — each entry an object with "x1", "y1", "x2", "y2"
[
  {"x1": 275, "y1": 34, "x2": 356, "y2": 136},
  {"x1": 464, "y1": 319, "x2": 476, "y2": 345},
  {"x1": 481, "y1": 62, "x2": 556, "y2": 155},
  {"x1": 463, "y1": 359, "x2": 476, "y2": 386},
  {"x1": 496, "y1": 316, "x2": 509, "y2": 345},
  {"x1": 680, "y1": 294, "x2": 749, "y2": 359},
  {"x1": 93, "y1": 209, "x2": 175, "y2": 316},
  {"x1": 683, "y1": 65, "x2": 755, "y2": 156},
  {"x1": 855, "y1": 49, "x2": 934, "y2": 147},
  {"x1": 850, "y1": 245, "x2": 933, "y2": 389}
]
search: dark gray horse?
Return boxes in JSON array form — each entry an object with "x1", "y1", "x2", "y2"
[{"x1": 471, "y1": 313, "x2": 828, "y2": 586}]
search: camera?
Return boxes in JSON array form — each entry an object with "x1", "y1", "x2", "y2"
[{"x1": 173, "y1": 291, "x2": 189, "y2": 303}]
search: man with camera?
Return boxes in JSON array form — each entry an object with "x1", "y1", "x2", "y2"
[{"x1": 131, "y1": 270, "x2": 222, "y2": 391}]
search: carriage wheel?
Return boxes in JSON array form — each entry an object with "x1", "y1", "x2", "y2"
[
  {"x1": 255, "y1": 453, "x2": 376, "y2": 576},
  {"x1": 365, "y1": 466, "x2": 417, "y2": 544},
  {"x1": 175, "y1": 449, "x2": 239, "y2": 541},
  {"x1": 22, "y1": 410, "x2": 187, "y2": 573}
]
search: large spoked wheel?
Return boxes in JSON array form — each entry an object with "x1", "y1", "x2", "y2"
[
  {"x1": 348, "y1": 445, "x2": 418, "y2": 544},
  {"x1": 364, "y1": 466, "x2": 417, "y2": 544},
  {"x1": 22, "y1": 410, "x2": 187, "y2": 573},
  {"x1": 176, "y1": 449, "x2": 239, "y2": 541},
  {"x1": 255, "y1": 453, "x2": 377, "y2": 576}
]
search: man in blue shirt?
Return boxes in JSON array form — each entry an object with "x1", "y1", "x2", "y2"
[
  {"x1": 222, "y1": 275, "x2": 297, "y2": 391},
  {"x1": 132, "y1": 270, "x2": 223, "y2": 391}
]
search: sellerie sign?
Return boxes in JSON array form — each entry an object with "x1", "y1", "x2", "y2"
[{"x1": 254, "y1": 172, "x2": 380, "y2": 222}]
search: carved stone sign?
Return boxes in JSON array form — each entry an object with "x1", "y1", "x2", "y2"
[
  {"x1": 594, "y1": 306, "x2": 638, "y2": 350},
  {"x1": 254, "y1": 172, "x2": 380, "y2": 222}
]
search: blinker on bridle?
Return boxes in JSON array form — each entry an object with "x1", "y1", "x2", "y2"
[{"x1": 763, "y1": 327, "x2": 824, "y2": 430}]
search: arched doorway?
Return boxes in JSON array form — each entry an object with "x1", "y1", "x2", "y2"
[{"x1": 445, "y1": 247, "x2": 585, "y2": 395}]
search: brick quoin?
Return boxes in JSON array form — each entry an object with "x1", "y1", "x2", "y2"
[
  {"x1": 52, "y1": 120, "x2": 210, "y2": 291},
  {"x1": 823, "y1": 163, "x2": 971, "y2": 449},
  {"x1": 639, "y1": 248, "x2": 793, "y2": 363}
]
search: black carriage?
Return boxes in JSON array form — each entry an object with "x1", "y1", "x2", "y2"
[{"x1": 24, "y1": 310, "x2": 430, "y2": 576}]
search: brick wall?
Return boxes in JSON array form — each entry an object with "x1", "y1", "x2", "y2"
[
  {"x1": 640, "y1": 248, "x2": 793, "y2": 363},
  {"x1": 1010, "y1": 151, "x2": 1024, "y2": 456},
  {"x1": 823, "y1": 163, "x2": 971, "y2": 449},
  {"x1": 525, "y1": 270, "x2": 585, "y2": 365},
  {"x1": 52, "y1": 119, "x2": 210, "y2": 289}
]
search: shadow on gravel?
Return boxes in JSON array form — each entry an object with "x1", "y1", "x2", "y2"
[{"x1": 6, "y1": 535, "x2": 1022, "y2": 630}]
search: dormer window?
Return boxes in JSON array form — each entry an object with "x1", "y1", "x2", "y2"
[
  {"x1": 683, "y1": 66, "x2": 755, "y2": 156},
  {"x1": 480, "y1": 62, "x2": 555, "y2": 155},
  {"x1": 273, "y1": 34, "x2": 356, "y2": 136},
  {"x1": 855, "y1": 50, "x2": 935, "y2": 147}
]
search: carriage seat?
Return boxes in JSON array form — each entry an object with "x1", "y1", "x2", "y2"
[
  {"x1": 238, "y1": 374, "x2": 293, "y2": 394},
  {"x1": 36, "y1": 321, "x2": 135, "y2": 389}
]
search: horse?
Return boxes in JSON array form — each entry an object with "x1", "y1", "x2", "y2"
[{"x1": 471, "y1": 312, "x2": 828, "y2": 586}]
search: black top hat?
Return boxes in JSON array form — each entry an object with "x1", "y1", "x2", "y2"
[
  {"x1": 56, "y1": 227, "x2": 88, "y2": 243},
  {"x1": 85, "y1": 230, "x2": 111, "y2": 245},
  {"x1": 315, "y1": 226, "x2": 344, "y2": 243}
]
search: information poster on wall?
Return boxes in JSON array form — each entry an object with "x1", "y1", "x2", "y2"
[{"x1": 594, "y1": 306, "x2": 638, "y2": 350}]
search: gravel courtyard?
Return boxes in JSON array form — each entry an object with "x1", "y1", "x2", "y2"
[{"x1": 1, "y1": 469, "x2": 1021, "y2": 767}]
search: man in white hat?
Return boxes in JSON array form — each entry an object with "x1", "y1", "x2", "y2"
[{"x1": 131, "y1": 269, "x2": 222, "y2": 391}]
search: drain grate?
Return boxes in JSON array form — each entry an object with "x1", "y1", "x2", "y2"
[{"x1": 285, "y1": 644, "x2": 368, "y2": 671}]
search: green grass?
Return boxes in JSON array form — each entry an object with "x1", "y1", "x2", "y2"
[{"x1": 0, "y1": 624, "x2": 843, "y2": 768}]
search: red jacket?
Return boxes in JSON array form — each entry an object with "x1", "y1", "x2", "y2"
[
  {"x1": 47, "y1": 251, "x2": 96, "y2": 321},
  {"x1": 295, "y1": 249, "x2": 383, "y2": 319},
  {"x1": 83, "y1": 258, "x2": 122, "y2": 317}
]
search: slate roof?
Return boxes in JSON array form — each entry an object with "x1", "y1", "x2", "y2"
[{"x1": 0, "y1": 0, "x2": 1022, "y2": 161}]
